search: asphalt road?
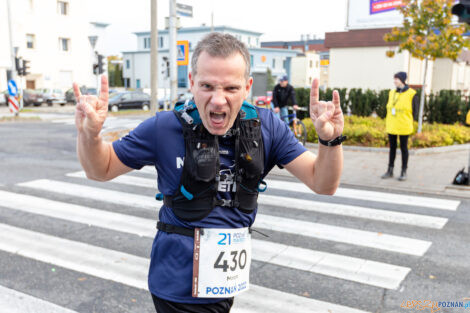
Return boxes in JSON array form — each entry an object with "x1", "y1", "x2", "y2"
[{"x1": 0, "y1": 117, "x2": 469, "y2": 313}]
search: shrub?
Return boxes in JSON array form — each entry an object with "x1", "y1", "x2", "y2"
[{"x1": 302, "y1": 115, "x2": 470, "y2": 148}]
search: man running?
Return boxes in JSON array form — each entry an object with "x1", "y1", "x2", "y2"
[{"x1": 74, "y1": 33, "x2": 345, "y2": 313}]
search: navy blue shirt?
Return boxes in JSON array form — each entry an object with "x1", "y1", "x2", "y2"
[{"x1": 112, "y1": 106, "x2": 307, "y2": 304}]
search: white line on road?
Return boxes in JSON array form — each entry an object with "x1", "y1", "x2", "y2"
[
  {"x1": 66, "y1": 171, "x2": 157, "y2": 189},
  {"x1": 16, "y1": 179, "x2": 432, "y2": 255},
  {"x1": 0, "y1": 190, "x2": 410, "y2": 289},
  {"x1": 17, "y1": 179, "x2": 157, "y2": 210},
  {"x1": 232, "y1": 285, "x2": 370, "y2": 313},
  {"x1": 254, "y1": 214, "x2": 431, "y2": 256},
  {"x1": 0, "y1": 223, "x2": 370, "y2": 313},
  {"x1": 64, "y1": 172, "x2": 448, "y2": 229},
  {"x1": 265, "y1": 179, "x2": 460, "y2": 211},
  {"x1": 259, "y1": 195, "x2": 448, "y2": 229},
  {"x1": 0, "y1": 285, "x2": 78, "y2": 313}
]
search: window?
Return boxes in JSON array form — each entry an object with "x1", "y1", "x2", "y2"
[
  {"x1": 309, "y1": 60, "x2": 313, "y2": 68},
  {"x1": 136, "y1": 79, "x2": 141, "y2": 89},
  {"x1": 159, "y1": 36, "x2": 164, "y2": 48},
  {"x1": 144, "y1": 37, "x2": 151, "y2": 49},
  {"x1": 122, "y1": 93, "x2": 132, "y2": 101},
  {"x1": 29, "y1": 0, "x2": 34, "y2": 11},
  {"x1": 57, "y1": 1, "x2": 68, "y2": 15},
  {"x1": 250, "y1": 55, "x2": 253, "y2": 67},
  {"x1": 316, "y1": 61, "x2": 319, "y2": 68},
  {"x1": 26, "y1": 34, "x2": 35, "y2": 49},
  {"x1": 59, "y1": 38, "x2": 70, "y2": 51},
  {"x1": 309, "y1": 77, "x2": 312, "y2": 84},
  {"x1": 272, "y1": 58, "x2": 276, "y2": 69},
  {"x1": 248, "y1": 37, "x2": 251, "y2": 45},
  {"x1": 256, "y1": 38, "x2": 259, "y2": 46},
  {"x1": 126, "y1": 59, "x2": 130, "y2": 69}
]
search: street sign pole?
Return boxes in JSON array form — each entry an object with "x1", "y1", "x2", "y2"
[
  {"x1": 169, "y1": 0, "x2": 178, "y2": 111},
  {"x1": 150, "y1": 0, "x2": 159, "y2": 115}
]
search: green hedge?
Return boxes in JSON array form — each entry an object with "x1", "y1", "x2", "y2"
[
  {"x1": 294, "y1": 87, "x2": 469, "y2": 125},
  {"x1": 302, "y1": 116, "x2": 470, "y2": 148}
]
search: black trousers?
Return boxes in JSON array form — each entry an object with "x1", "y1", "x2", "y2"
[
  {"x1": 151, "y1": 294, "x2": 234, "y2": 313},
  {"x1": 388, "y1": 134, "x2": 409, "y2": 169}
]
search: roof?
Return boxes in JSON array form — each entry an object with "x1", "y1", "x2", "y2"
[
  {"x1": 134, "y1": 25, "x2": 263, "y2": 37},
  {"x1": 122, "y1": 47, "x2": 300, "y2": 56},
  {"x1": 90, "y1": 22, "x2": 110, "y2": 28},
  {"x1": 261, "y1": 39, "x2": 325, "y2": 47},
  {"x1": 324, "y1": 28, "x2": 398, "y2": 49}
]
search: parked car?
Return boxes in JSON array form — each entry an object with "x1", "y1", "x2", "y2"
[
  {"x1": 65, "y1": 86, "x2": 98, "y2": 104},
  {"x1": 0, "y1": 91, "x2": 7, "y2": 106},
  {"x1": 41, "y1": 88, "x2": 66, "y2": 106},
  {"x1": 108, "y1": 91, "x2": 150, "y2": 112},
  {"x1": 5, "y1": 89, "x2": 44, "y2": 106},
  {"x1": 255, "y1": 91, "x2": 273, "y2": 108}
]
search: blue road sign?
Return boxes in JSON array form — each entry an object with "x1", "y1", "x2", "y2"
[
  {"x1": 7, "y1": 80, "x2": 18, "y2": 97},
  {"x1": 177, "y1": 40, "x2": 189, "y2": 65}
]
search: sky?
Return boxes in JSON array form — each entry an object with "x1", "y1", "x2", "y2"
[{"x1": 86, "y1": 0, "x2": 349, "y2": 56}]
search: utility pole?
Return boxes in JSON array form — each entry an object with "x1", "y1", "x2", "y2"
[
  {"x1": 150, "y1": 0, "x2": 159, "y2": 115},
  {"x1": 168, "y1": 0, "x2": 177, "y2": 111},
  {"x1": 7, "y1": 0, "x2": 20, "y2": 115}
]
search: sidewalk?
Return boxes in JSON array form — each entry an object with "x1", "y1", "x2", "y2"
[{"x1": 269, "y1": 144, "x2": 470, "y2": 199}]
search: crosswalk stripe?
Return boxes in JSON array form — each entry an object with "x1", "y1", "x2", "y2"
[
  {"x1": 16, "y1": 180, "x2": 432, "y2": 255},
  {"x1": 66, "y1": 171, "x2": 157, "y2": 189},
  {"x1": 64, "y1": 172, "x2": 448, "y2": 229},
  {"x1": 17, "y1": 179, "x2": 157, "y2": 210},
  {"x1": 0, "y1": 285, "x2": 78, "y2": 313},
  {"x1": 265, "y1": 179, "x2": 460, "y2": 211},
  {"x1": 255, "y1": 214, "x2": 431, "y2": 256},
  {"x1": 0, "y1": 223, "x2": 370, "y2": 313},
  {"x1": 259, "y1": 195, "x2": 447, "y2": 229},
  {"x1": 233, "y1": 285, "x2": 370, "y2": 313},
  {"x1": 0, "y1": 190, "x2": 410, "y2": 289}
]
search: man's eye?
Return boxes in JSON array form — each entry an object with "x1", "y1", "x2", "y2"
[{"x1": 202, "y1": 84, "x2": 211, "y2": 89}]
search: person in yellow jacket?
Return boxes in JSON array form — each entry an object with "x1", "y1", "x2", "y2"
[{"x1": 381, "y1": 72, "x2": 419, "y2": 181}]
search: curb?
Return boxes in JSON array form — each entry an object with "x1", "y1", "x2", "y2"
[{"x1": 305, "y1": 142, "x2": 470, "y2": 155}]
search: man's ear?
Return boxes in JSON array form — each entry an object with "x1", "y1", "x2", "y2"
[
  {"x1": 189, "y1": 72, "x2": 194, "y2": 92},
  {"x1": 245, "y1": 76, "x2": 253, "y2": 95}
]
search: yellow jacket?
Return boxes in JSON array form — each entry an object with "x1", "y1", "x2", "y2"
[{"x1": 385, "y1": 88, "x2": 416, "y2": 135}]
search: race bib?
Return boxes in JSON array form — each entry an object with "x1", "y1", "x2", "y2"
[
  {"x1": 391, "y1": 107, "x2": 396, "y2": 116},
  {"x1": 192, "y1": 227, "x2": 251, "y2": 298}
]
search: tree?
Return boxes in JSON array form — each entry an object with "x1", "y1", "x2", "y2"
[
  {"x1": 107, "y1": 55, "x2": 124, "y2": 87},
  {"x1": 384, "y1": 0, "x2": 470, "y2": 132},
  {"x1": 266, "y1": 67, "x2": 275, "y2": 91}
]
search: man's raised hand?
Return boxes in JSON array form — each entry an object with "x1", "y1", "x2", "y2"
[
  {"x1": 74, "y1": 75, "x2": 109, "y2": 138},
  {"x1": 309, "y1": 78, "x2": 344, "y2": 142}
]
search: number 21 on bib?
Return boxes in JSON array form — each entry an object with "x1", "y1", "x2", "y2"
[{"x1": 192, "y1": 227, "x2": 251, "y2": 298}]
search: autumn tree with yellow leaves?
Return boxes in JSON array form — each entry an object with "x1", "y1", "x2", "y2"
[{"x1": 384, "y1": 0, "x2": 470, "y2": 133}]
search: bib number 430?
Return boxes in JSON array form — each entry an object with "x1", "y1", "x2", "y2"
[{"x1": 214, "y1": 249, "x2": 247, "y2": 272}]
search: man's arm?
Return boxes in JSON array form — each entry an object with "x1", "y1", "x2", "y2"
[
  {"x1": 284, "y1": 78, "x2": 344, "y2": 195},
  {"x1": 74, "y1": 75, "x2": 133, "y2": 181}
]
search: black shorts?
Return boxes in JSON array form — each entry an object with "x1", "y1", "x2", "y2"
[{"x1": 151, "y1": 294, "x2": 234, "y2": 313}]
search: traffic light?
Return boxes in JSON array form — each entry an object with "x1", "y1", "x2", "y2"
[
  {"x1": 98, "y1": 54, "x2": 105, "y2": 74},
  {"x1": 452, "y1": 0, "x2": 470, "y2": 24},
  {"x1": 21, "y1": 60, "x2": 30, "y2": 76},
  {"x1": 15, "y1": 57, "x2": 22, "y2": 74},
  {"x1": 93, "y1": 54, "x2": 105, "y2": 75}
]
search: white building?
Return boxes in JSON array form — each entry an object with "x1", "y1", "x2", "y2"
[
  {"x1": 290, "y1": 51, "x2": 321, "y2": 88},
  {"x1": 122, "y1": 25, "x2": 299, "y2": 96},
  {"x1": 0, "y1": 0, "x2": 108, "y2": 92}
]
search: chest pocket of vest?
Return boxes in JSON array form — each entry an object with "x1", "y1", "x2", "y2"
[
  {"x1": 238, "y1": 119, "x2": 264, "y2": 179},
  {"x1": 183, "y1": 129, "x2": 219, "y2": 183}
]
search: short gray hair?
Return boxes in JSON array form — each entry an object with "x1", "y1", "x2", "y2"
[{"x1": 191, "y1": 32, "x2": 251, "y2": 80}]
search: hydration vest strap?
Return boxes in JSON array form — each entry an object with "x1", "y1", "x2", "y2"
[{"x1": 157, "y1": 221, "x2": 195, "y2": 237}]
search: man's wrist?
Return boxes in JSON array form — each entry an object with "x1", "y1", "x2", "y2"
[{"x1": 318, "y1": 135, "x2": 347, "y2": 147}]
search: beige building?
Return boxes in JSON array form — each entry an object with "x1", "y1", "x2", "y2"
[
  {"x1": 0, "y1": 0, "x2": 107, "y2": 92},
  {"x1": 325, "y1": 28, "x2": 470, "y2": 93},
  {"x1": 290, "y1": 52, "x2": 321, "y2": 88}
]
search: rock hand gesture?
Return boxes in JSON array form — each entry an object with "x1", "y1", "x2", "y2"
[
  {"x1": 309, "y1": 78, "x2": 344, "y2": 142},
  {"x1": 73, "y1": 75, "x2": 109, "y2": 138}
]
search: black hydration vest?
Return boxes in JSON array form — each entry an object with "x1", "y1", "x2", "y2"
[{"x1": 162, "y1": 101, "x2": 265, "y2": 222}]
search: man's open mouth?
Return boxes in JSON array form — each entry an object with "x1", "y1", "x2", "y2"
[{"x1": 210, "y1": 111, "x2": 227, "y2": 126}]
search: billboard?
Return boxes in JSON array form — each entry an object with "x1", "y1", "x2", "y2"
[{"x1": 347, "y1": 0, "x2": 403, "y2": 29}]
